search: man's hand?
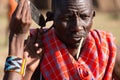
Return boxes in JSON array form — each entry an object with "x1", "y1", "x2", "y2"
[
  {"x1": 23, "y1": 29, "x2": 44, "y2": 80},
  {"x1": 24, "y1": 29, "x2": 44, "y2": 71},
  {"x1": 8, "y1": 0, "x2": 32, "y2": 57},
  {"x1": 9, "y1": 0, "x2": 31, "y2": 35}
]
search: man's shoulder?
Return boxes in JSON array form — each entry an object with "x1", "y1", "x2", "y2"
[
  {"x1": 87, "y1": 29, "x2": 116, "y2": 47},
  {"x1": 30, "y1": 28, "x2": 50, "y2": 36},
  {"x1": 90, "y1": 29, "x2": 113, "y2": 35},
  {"x1": 89, "y1": 29, "x2": 115, "y2": 39}
]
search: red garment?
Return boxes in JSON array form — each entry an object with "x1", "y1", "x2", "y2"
[
  {"x1": 40, "y1": 29, "x2": 116, "y2": 80},
  {"x1": 31, "y1": 28, "x2": 116, "y2": 80}
]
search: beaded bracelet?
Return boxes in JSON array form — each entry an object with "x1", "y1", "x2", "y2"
[{"x1": 4, "y1": 56, "x2": 26, "y2": 76}]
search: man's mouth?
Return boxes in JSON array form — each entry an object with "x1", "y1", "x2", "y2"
[
  {"x1": 66, "y1": 36, "x2": 84, "y2": 49},
  {"x1": 72, "y1": 37, "x2": 81, "y2": 42},
  {"x1": 69, "y1": 36, "x2": 82, "y2": 44}
]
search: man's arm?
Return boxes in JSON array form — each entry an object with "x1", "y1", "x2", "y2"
[
  {"x1": 3, "y1": 32, "x2": 27, "y2": 80},
  {"x1": 3, "y1": 0, "x2": 32, "y2": 79}
]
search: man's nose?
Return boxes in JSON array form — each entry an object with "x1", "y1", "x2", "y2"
[{"x1": 70, "y1": 17, "x2": 84, "y2": 32}]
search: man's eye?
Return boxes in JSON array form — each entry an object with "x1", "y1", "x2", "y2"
[
  {"x1": 59, "y1": 17, "x2": 69, "y2": 21},
  {"x1": 65, "y1": 17, "x2": 70, "y2": 21},
  {"x1": 62, "y1": 16, "x2": 72, "y2": 21},
  {"x1": 80, "y1": 14, "x2": 89, "y2": 20}
]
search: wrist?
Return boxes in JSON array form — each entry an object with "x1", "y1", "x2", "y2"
[
  {"x1": 4, "y1": 56, "x2": 26, "y2": 77},
  {"x1": 9, "y1": 32, "x2": 26, "y2": 38},
  {"x1": 9, "y1": 33, "x2": 26, "y2": 58}
]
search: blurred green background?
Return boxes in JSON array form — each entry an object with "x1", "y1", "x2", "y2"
[{"x1": 0, "y1": 0, "x2": 120, "y2": 79}]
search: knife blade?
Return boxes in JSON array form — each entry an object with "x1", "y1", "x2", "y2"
[{"x1": 15, "y1": 0, "x2": 42, "y2": 26}]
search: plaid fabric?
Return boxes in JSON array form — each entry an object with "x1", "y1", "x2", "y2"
[{"x1": 30, "y1": 28, "x2": 116, "y2": 80}]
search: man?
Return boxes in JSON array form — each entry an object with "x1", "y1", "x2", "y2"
[{"x1": 3, "y1": 0, "x2": 120, "y2": 80}]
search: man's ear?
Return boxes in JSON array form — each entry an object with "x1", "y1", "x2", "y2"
[{"x1": 46, "y1": 11, "x2": 54, "y2": 22}]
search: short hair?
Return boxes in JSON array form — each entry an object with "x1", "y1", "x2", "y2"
[
  {"x1": 52, "y1": 0, "x2": 93, "y2": 12},
  {"x1": 52, "y1": 0, "x2": 61, "y2": 12}
]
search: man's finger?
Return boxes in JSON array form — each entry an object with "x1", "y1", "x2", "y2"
[
  {"x1": 21, "y1": 0, "x2": 29, "y2": 23},
  {"x1": 28, "y1": 1, "x2": 32, "y2": 21},
  {"x1": 34, "y1": 43, "x2": 39, "y2": 48},
  {"x1": 36, "y1": 48, "x2": 44, "y2": 57},
  {"x1": 16, "y1": 0, "x2": 25, "y2": 18},
  {"x1": 23, "y1": 51, "x2": 29, "y2": 59}
]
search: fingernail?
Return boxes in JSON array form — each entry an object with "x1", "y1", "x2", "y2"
[
  {"x1": 34, "y1": 43, "x2": 39, "y2": 47},
  {"x1": 37, "y1": 50, "x2": 40, "y2": 54},
  {"x1": 28, "y1": 0, "x2": 30, "y2": 5}
]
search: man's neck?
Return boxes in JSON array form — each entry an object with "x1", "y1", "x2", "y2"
[{"x1": 68, "y1": 48, "x2": 79, "y2": 60}]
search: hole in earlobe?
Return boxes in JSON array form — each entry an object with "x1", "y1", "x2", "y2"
[
  {"x1": 39, "y1": 14, "x2": 46, "y2": 27},
  {"x1": 46, "y1": 11, "x2": 54, "y2": 22}
]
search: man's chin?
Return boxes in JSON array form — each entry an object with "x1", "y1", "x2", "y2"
[
  {"x1": 66, "y1": 43, "x2": 80, "y2": 49},
  {"x1": 65, "y1": 39, "x2": 85, "y2": 49}
]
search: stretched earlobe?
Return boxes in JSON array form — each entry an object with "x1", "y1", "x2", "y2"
[
  {"x1": 46, "y1": 11, "x2": 54, "y2": 22},
  {"x1": 38, "y1": 12, "x2": 54, "y2": 28},
  {"x1": 39, "y1": 14, "x2": 46, "y2": 27}
]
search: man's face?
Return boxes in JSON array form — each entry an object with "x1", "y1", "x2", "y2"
[{"x1": 53, "y1": 0, "x2": 94, "y2": 48}]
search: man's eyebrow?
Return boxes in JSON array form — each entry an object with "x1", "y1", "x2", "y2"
[
  {"x1": 58, "y1": 11, "x2": 73, "y2": 16},
  {"x1": 79, "y1": 8, "x2": 92, "y2": 14}
]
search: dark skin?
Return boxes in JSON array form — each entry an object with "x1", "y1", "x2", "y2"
[
  {"x1": 53, "y1": 0, "x2": 95, "y2": 57},
  {"x1": 3, "y1": 0, "x2": 120, "y2": 80},
  {"x1": 3, "y1": 0, "x2": 42, "y2": 80}
]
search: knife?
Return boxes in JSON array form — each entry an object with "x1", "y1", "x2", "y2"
[{"x1": 16, "y1": 0, "x2": 46, "y2": 27}]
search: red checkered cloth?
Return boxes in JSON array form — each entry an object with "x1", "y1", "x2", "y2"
[{"x1": 31, "y1": 28, "x2": 116, "y2": 80}]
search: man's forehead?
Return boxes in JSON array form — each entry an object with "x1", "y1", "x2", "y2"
[
  {"x1": 53, "y1": 0, "x2": 92, "y2": 5},
  {"x1": 52, "y1": 0, "x2": 92, "y2": 10},
  {"x1": 63, "y1": 0, "x2": 91, "y2": 3}
]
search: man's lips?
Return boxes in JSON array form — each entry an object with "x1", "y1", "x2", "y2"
[
  {"x1": 70, "y1": 34, "x2": 85, "y2": 41},
  {"x1": 72, "y1": 37, "x2": 81, "y2": 41},
  {"x1": 68, "y1": 36, "x2": 82, "y2": 43}
]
